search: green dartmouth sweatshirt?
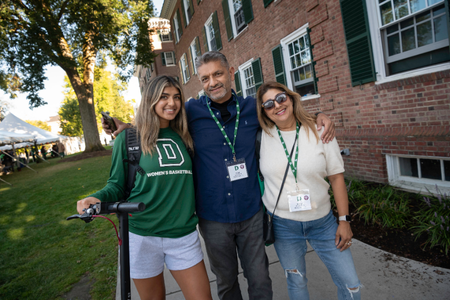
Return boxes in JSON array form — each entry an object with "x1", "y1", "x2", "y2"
[{"x1": 90, "y1": 127, "x2": 198, "y2": 238}]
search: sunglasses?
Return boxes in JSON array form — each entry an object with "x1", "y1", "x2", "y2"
[{"x1": 261, "y1": 92, "x2": 288, "y2": 110}]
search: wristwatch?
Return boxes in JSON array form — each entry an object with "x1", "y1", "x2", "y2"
[{"x1": 339, "y1": 215, "x2": 351, "y2": 222}]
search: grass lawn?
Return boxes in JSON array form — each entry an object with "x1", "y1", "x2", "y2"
[{"x1": 0, "y1": 153, "x2": 118, "y2": 299}]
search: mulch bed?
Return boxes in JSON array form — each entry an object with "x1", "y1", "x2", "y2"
[{"x1": 348, "y1": 208, "x2": 450, "y2": 269}]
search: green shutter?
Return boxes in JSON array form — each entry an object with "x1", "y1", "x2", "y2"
[
  {"x1": 306, "y1": 28, "x2": 318, "y2": 94},
  {"x1": 172, "y1": 19, "x2": 177, "y2": 43},
  {"x1": 195, "y1": 36, "x2": 202, "y2": 56},
  {"x1": 234, "y1": 71, "x2": 243, "y2": 97},
  {"x1": 252, "y1": 58, "x2": 263, "y2": 92},
  {"x1": 212, "y1": 11, "x2": 222, "y2": 51},
  {"x1": 188, "y1": 47, "x2": 194, "y2": 75},
  {"x1": 177, "y1": 9, "x2": 183, "y2": 36},
  {"x1": 445, "y1": 0, "x2": 450, "y2": 51},
  {"x1": 172, "y1": 51, "x2": 176, "y2": 64},
  {"x1": 272, "y1": 45, "x2": 286, "y2": 85},
  {"x1": 180, "y1": 0, "x2": 187, "y2": 28},
  {"x1": 242, "y1": 0, "x2": 254, "y2": 24},
  {"x1": 162, "y1": 53, "x2": 166, "y2": 66},
  {"x1": 264, "y1": 0, "x2": 274, "y2": 8},
  {"x1": 340, "y1": 0, "x2": 376, "y2": 86},
  {"x1": 222, "y1": 0, "x2": 234, "y2": 41},
  {"x1": 202, "y1": 26, "x2": 209, "y2": 52},
  {"x1": 197, "y1": 0, "x2": 201, "y2": 4}
]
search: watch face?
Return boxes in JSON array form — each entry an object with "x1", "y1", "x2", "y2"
[{"x1": 345, "y1": 215, "x2": 351, "y2": 221}]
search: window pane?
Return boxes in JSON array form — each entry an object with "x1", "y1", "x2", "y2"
[
  {"x1": 295, "y1": 54, "x2": 301, "y2": 67},
  {"x1": 299, "y1": 67, "x2": 306, "y2": 80},
  {"x1": 400, "y1": 17, "x2": 414, "y2": 28},
  {"x1": 387, "y1": 24, "x2": 399, "y2": 34},
  {"x1": 290, "y1": 56, "x2": 296, "y2": 69},
  {"x1": 304, "y1": 64, "x2": 312, "y2": 79},
  {"x1": 433, "y1": 5, "x2": 445, "y2": 16},
  {"x1": 417, "y1": 21, "x2": 433, "y2": 47},
  {"x1": 301, "y1": 50, "x2": 311, "y2": 65},
  {"x1": 420, "y1": 159, "x2": 442, "y2": 180},
  {"x1": 416, "y1": 11, "x2": 430, "y2": 22},
  {"x1": 444, "y1": 160, "x2": 450, "y2": 181},
  {"x1": 295, "y1": 82, "x2": 315, "y2": 97},
  {"x1": 434, "y1": 15, "x2": 448, "y2": 42},
  {"x1": 401, "y1": 27, "x2": 416, "y2": 51},
  {"x1": 380, "y1": 2, "x2": 394, "y2": 25},
  {"x1": 410, "y1": 0, "x2": 426, "y2": 13},
  {"x1": 293, "y1": 69, "x2": 300, "y2": 82},
  {"x1": 289, "y1": 43, "x2": 294, "y2": 56},
  {"x1": 293, "y1": 40, "x2": 300, "y2": 54},
  {"x1": 388, "y1": 34, "x2": 401, "y2": 55},
  {"x1": 399, "y1": 157, "x2": 419, "y2": 177},
  {"x1": 394, "y1": 0, "x2": 409, "y2": 19},
  {"x1": 429, "y1": 0, "x2": 444, "y2": 5},
  {"x1": 299, "y1": 38, "x2": 305, "y2": 51}
]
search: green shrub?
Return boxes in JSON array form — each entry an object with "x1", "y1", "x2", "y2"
[
  {"x1": 355, "y1": 186, "x2": 411, "y2": 229},
  {"x1": 412, "y1": 186, "x2": 450, "y2": 255}
]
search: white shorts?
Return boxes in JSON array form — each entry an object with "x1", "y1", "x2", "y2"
[{"x1": 129, "y1": 230, "x2": 203, "y2": 279}]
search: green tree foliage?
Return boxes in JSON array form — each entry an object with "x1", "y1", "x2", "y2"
[
  {"x1": 59, "y1": 67, "x2": 134, "y2": 137},
  {"x1": 0, "y1": 0, "x2": 156, "y2": 152},
  {"x1": 25, "y1": 119, "x2": 51, "y2": 131},
  {"x1": 0, "y1": 97, "x2": 9, "y2": 121}
]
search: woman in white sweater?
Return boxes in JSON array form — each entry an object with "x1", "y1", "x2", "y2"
[{"x1": 256, "y1": 82, "x2": 361, "y2": 300}]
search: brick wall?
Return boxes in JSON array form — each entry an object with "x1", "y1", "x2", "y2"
[{"x1": 163, "y1": 0, "x2": 450, "y2": 184}]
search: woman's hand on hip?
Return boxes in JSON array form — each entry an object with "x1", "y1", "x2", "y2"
[{"x1": 335, "y1": 221, "x2": 353, "y2": 252}]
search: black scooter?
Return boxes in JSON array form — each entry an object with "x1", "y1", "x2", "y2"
[{"x1": 67, "y1": 201, "x2": 145, "y2": 300}]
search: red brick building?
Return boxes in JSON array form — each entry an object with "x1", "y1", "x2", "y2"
[
  {"x1": 146, "y1": 0, "x2": 450, "y2": 194},
  {"x1": 135, "y1": 17, "x2": 180, "y2": 94}
]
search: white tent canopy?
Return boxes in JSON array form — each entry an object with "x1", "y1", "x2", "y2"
[
  {"x1": 0, "y1": 130, "x2": 35, "y2": 146},
  {"x1": 0, "y1": 113, "x2": 63, "y2": 144},
  {"x1": 0, "y1": 113, "x2": 85, "y2": 154}
]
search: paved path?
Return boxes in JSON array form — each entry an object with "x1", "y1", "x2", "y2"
[{"x1": 116, "y1": 237, "x2": 450, "y2": 299}]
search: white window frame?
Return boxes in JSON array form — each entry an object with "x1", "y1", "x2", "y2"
[
  {"x1": 366, "y1": 0, "x2": 450, "y2": 85},
  {"x1": 160, "y1": 30, "x2": 172, "y2": 42},
  {"x1": 237, "y1": 58, "x2": 257, "y2": 98},
  {"x1": 227, "y1": 0, "x2": 247, "y2": 38},
  {"x1": 183, "y1": 0, "x2": 192, "y2": 26},
  {"x1": 181, "y1": 54, "x2": 190, "y2": 83},
  {"x1": 164, "y1": 52, "x2": 176, "y2": 66},
  {"x1": 205, "y1": 14, "x2": 217, "y2": 51},
  {"x1": 173, "y1": 11, "x2": 181, "y2": 43},
  {"x1": 190, "y1": 39, "x2": 199, "y2": 74},
  {"x1": 386, "y1": 154, "x2": 450, "y2": 194},
  {"x1": 280, "y1": 24, "x2": 320, "y2": 101}
]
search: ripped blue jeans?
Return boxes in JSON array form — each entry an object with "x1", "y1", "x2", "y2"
[{"x1": 272, "y1": 210, "x2": 361, "y2": 300}]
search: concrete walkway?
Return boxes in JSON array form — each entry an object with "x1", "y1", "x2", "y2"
[{"x1": 116, "y1": 237, "x2": 450, "y2": 299}]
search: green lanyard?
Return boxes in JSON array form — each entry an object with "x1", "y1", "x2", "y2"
[
  {"x1": 276, "y1": 123, "x2": 300, "y2": 182},
  {"x1": 206, "y1": 95, "x2": 240, "y2": 162}
]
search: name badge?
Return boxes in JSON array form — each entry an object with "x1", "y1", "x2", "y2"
[
  {"x1": 287, "y1": 189, "x2": 312, "y2": 212},
  {"x1": 226, "y1": 158, "x2": 248, "y2": 182}
]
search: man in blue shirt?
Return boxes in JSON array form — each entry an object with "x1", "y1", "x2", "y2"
[{"x1": 105, "y1": 51, "x2": 335, "y2": 300}]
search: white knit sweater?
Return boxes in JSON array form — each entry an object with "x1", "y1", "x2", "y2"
[{"x1": 260, "y1": 125, "x2": 344, "y2": 222}]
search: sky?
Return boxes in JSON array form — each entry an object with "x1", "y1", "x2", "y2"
[{"x1": 2, "y1": 0, "x2": 165, "y2": 122}]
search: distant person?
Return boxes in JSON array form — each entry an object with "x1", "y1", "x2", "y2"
[
  {"x1": 41, "y1": 145, "x2": 47, "y2": 160},
  {"x1": 30, "y1": 147, "x2": 37, "y2": 163},
  {"x1": 51, "y1": 144, "x2": 58, "y2": 158},
  {"x1": 58, "y1": 142, "x2": 65, "y2": 158}
]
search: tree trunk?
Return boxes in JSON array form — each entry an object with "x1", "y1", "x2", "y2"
[{"x1": 65, "y1": 68, "x2": 104, "y2": 152}]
